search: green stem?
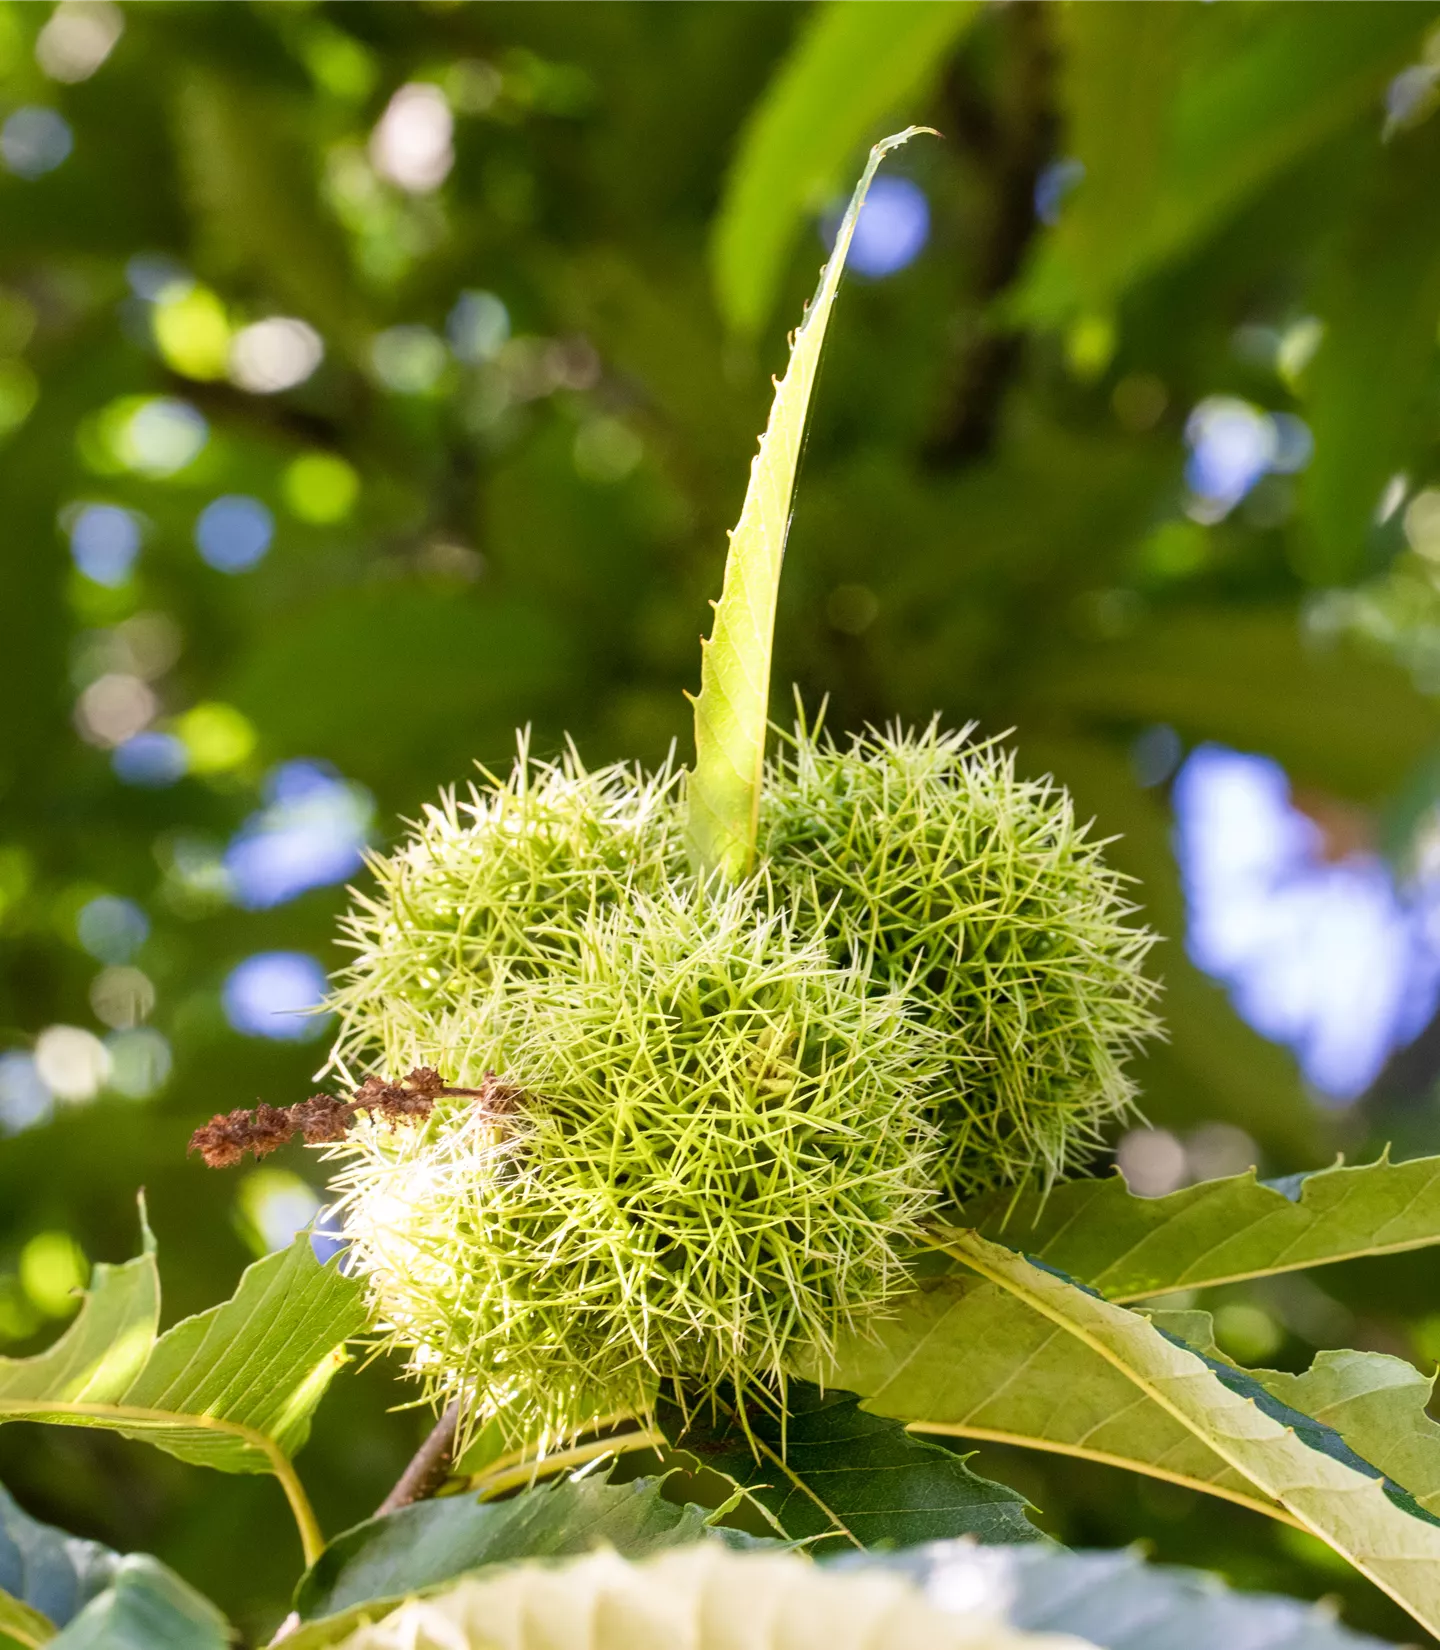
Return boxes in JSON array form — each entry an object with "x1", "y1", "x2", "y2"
[
  {"x1": 0, "y1": 1399, "x2": 325, "y2": 1568},
  {"x1": 470, "y1": 1428, "x2": 662, "y2": 1499}
]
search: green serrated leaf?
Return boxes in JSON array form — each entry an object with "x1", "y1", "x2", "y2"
[
  {"x1": 658, "y1": 1381, "x2": 1042, "y2": 1552},
  {"x1": 0, "y1": 1231, "x2": 366, "y2": 1567},
  {"x1": 688, "y1": 128, "x2": 932, "y2": 880},
  {"x1": 0, "y1": 1481, "x2": 124, "y2": 1644},
  {"x1": 800, "y1": 1261, "x2": 1278, "y2": 1522},
  {"x1": 46, "y1": 1557, "x2": 229, "y2": 1650},
  {"x1": 960, "y1": 1149, "x2": 1440, "y2": 1302},
  {"x1": 0, "y1": 1236, "x2": 158, "y2": 1412},
  {"x1": 939, "y1": 1232, "x2": 1440, "y2": 1639},
  {"x1": 117, "y1": 1232, "x2": 366, "y2": 1472},
  {"x1": 712, "y1": 2, "x2": 977, "y2": 337},
  {"x1": 1148, "y1": 1312, "x2": 1440, "y2": 1521},
  {"x1": 295, "y1": 1471, "x2": 757, "y2": 1628}
]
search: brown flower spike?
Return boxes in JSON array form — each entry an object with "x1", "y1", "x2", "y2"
[{"x1": 189, "y1": 1068, "x2": 519, "y2": 1168}]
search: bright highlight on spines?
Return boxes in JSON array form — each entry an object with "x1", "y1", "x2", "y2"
[{"x1": 328, "y1": 883, "x2": 938, "y2": 1449}]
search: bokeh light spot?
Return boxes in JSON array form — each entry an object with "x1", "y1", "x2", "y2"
[
  {"x1": 283, "y1": 451, "x2": 359, "y2": 523},
  {"x1": 222, "y1": 951, "x2": 330, "y2": 1041},
  {"x1": 74, "y1": 673, "x2": 156, "y2": 748},
  {"x1": 1174, "y1": 744, "x2": 1440, "y2": 1099},
  {"x1": 19, "y1": 1231, "x2": 87, "y2": 1317},
  {"x1": 370, "y1": 325, "x2": 449, "y2": 394},
  {"x1": 77, "y1": 894, "x2": 148, "y2": 963},
  {"x1": 826, "y1": 174, "x2": 930, "y2": 279},
  {"x1": 36, "y1": 0, "x2": 123, "y2": 84},
  {"x1": 447, "y1": 290, "x2": 510, "y2": 363},
  {"x1": 229, "y1": 317, "x2": 324, "y2": 394},
  {"x1": 369, "y1": 82, "x2": 453, "y2": 193},
  {"x1": 33, "y1": 1024, "x2": 111, "y2": 1101},
  {"x1": 1, "y1": 107, "x2": 73, "y2": 178},
  {"x1": 236, "y1": 1169, "x2": 322, "y2": 1256},
  {"x1": 224, "y1": 759, "x2": 373, "y2": 910},
  {"x1": 68, "y1": 503, "x2": 141, "y2": 586},
  {"x1": 105, "y1": 1026, "x2": 171, "y2": 1099},
  {"x1": 0, "y1": 1052, "x2": 53, "y2": 1135},
  {"x1": 112, "y1": 730, "x2": 188, "y2": 787},
  {"x1": 172, "y1": 701, "x2": 257, "y2": 775},
  {"x1": 152, "y1": 282, "x2": 231, "y2": 381},
  {"x1": 95, "y1": 395, "x2": 208, "y2": 477},
  {"x1": 89, "y1": 965, "x2": 154, "y2": 1030},
  {"x1": 572, "y1": 417, "x2": 642, "y2": 483},
  {"x1": 195, "y1": 495, "x2": 274, "y2": 573}
]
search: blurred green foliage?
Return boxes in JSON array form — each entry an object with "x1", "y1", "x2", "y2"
[{"x1": 5, "y1": 1, "x2": 1440, "y2": 1640}]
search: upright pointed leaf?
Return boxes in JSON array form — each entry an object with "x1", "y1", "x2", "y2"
[
  {"x1": 959, "y1": 1149, "x2": 1440, "y2": 1302},
  {"x1": 713, "y1": 3, "x2": 977, "y2": 336},
  {"x1": 688, "y1": 129, "x2": 931, "y2": 879},
  {"x1": 658, "y1": 1381, "x2": 1041, "y2": 1551}
]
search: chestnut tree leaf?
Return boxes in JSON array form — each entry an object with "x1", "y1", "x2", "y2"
[
  {"x1": 922, "y1": 1234, "x2": 1440, "y2": 1639},
  {"x1": 687, "y1": 128, "x2": 932, "y2": 880},
  {"x1": 957, "y1": 1149, "x2": 1440, "y2": 1302},
  {"x1": 292, "y1": 1473, "x2": 764, "y2": 1643},
  {"x1": 0, "y1": 1226, "x2": 366, "y2": 1566},
  {"x1": 798, "y1": 1260, "x2": 1279, "y2": 1522},
  {"x1": 657, "y1": 1380, "x2": 1042, "y2": 1551}
]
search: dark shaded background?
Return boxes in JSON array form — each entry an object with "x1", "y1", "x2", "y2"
[{"x1": 5, "y1": 2, "x2": 1440, "y2": 1640}]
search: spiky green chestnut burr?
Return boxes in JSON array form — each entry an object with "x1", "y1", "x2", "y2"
[
  {"x1": 327, "y1": 887, "x2": 937, "y2": 1446},
  {"x1": 759, "y1": 722, "x2": 1161, "y2": 1201},
  {"x1": 325, "y1": 741, "x2": 686, "y2": 1089}
]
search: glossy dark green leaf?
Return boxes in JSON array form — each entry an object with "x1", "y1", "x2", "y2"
[
  {"x1": 294, "y1": 1471, "x2": 753, "y2": 1625},
  {"x1": 658, "y1": 1381, "x2": 1042, "y2": 1552}
]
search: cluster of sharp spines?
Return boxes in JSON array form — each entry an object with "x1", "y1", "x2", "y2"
[{"x1": 324, "y1": 724, "x2": 1159, "y2": 1446}]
